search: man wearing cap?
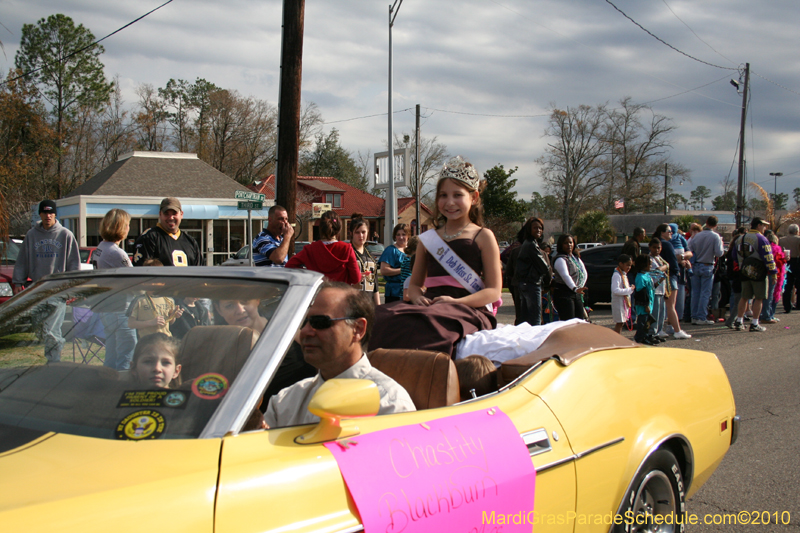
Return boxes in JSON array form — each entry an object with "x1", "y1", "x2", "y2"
[
  {"x1": 731, "y1": 217, "x2": 777, "y2": 332},
  {"x1": 133, "y1": 197, "x2": 202, "y2": 267},
  {"x1": 12, "y1": 200, "x2": 81, "y2": 361}
]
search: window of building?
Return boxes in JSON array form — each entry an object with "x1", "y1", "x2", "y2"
[{"x1": 324, "y1": 193, "x2": 342, "y2": 208}]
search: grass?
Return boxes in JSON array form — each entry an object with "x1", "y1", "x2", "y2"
[{"x1": 0, "y1": 333, "x2": 106, "y2": 368}]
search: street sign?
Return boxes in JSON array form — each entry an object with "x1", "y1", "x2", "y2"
[
  {"x1": 237, "y1": 201, "x2": 263, "y2": 210},
  {"x1": 235, "y1": 190, "x2": 266, "y2": 202},
  {"x1": 312, "y1": 203, "x2": 332, "y2": 218}
]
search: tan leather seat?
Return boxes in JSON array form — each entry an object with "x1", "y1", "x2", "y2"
[
  {"x1": 499, "y1": 322, "x2": 638, "y2": 386},
  {"x1": 177, "y1": 326, "x2": 259, "y2": 384},
  {"x1": 367, "y1": 348, "x2": 459, "y2": 410}
]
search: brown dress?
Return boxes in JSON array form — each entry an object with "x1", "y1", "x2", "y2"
[{"x1": 369, "y1": 233, "x2": 497, "y2": 357}]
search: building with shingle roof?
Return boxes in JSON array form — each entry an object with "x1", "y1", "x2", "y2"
[{"x1": 56, "y1": 151, "x2": 271, "y2": 265}]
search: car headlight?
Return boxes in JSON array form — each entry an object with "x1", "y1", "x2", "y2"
[{"x1": 0, "y1": 282, "x2": 12, "y2": 297}]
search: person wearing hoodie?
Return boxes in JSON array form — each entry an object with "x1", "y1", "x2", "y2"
[
  {"x1": 12, "y1": 200, "x2": 81, "y2": 361},
  {"x1": 668, "y1": 222, "x2": 692, "y2": 330},
  {"x1": 285, "y1": 210, "x2": 361, "y2": 285}
]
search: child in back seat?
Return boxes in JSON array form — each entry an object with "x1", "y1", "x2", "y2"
[{"x1": 455, "y1": 355, "x2": 497, "y2": 401}]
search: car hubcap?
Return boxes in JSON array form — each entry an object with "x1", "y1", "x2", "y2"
[{"x1": 632, "y1": 470, "x2": 677, "y2": 533}]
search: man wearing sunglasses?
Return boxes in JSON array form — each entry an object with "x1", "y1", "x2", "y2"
[{"x1": 264, "y1": 282, "x2": 415, "y2": 428}]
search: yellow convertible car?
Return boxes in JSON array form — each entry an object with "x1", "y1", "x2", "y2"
[{"x1": 0, "y1": 267, "x2": 737, "y2": 532}]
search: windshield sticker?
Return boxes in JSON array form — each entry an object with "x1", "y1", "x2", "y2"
[
  {"x1": 324, "y1": 408, "x2": 536, "y2": 532},
  {"x1": 191, "y1": 373, "x2": 229, "y2": 400},
  {"x1": 115, "y1": 410, "x2": 166, "y2": 440},
  {"x1": 117, "y1": 390, "x2": 188, "y2": 409}
]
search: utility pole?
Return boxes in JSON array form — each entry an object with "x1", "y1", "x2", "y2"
[
  {"x1": 664, "y1": 163, "x2": 669, "y2": 216},
  {"x1": 385, "y1": 0, "x2": 403, "y2": 245},
  {"x1": 735, "y1": 63, "x2": 749, "y2": 228},
  {"x1": 415, "y1": 104, "x2": 421, "y2": 236},
  {"x1": 276, "y1": 0, "x2": 305, "y2": 238}
]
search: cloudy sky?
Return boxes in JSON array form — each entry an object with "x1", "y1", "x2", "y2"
[{"x1": 3, "y1": 0, "x2": 799, "y2": 203}]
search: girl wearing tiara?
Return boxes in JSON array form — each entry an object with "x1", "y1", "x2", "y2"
[{"x1": 369, "y1": 156, "x2": 502, "y2": 357}]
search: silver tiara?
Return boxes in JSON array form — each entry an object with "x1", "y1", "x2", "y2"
[{"x1": 440, "y1": 156, "x2": 480, "y2": 190}]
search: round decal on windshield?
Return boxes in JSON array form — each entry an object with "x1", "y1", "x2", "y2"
[
  {"x1": 192, "y1": 373, "x2": 229, "y2": 400},
  {"x1": 115, "y1": 410, "x2": 166, "y2": 440}
]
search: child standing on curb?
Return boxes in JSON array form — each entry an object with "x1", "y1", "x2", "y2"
[
  {"x1": 611, "y1": 254, "x2": 634, "y2": 334},
  {"x1": 633, "y1": 254, "x2": 657, "y2": 345}
]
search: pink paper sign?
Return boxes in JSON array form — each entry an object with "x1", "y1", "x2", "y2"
[{"x1": 325, "y1": 408, "x2": 536, "y2": 533}]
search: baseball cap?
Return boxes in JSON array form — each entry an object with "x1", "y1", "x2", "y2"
[
  {"x1": 750, "y1": 217, "x2": 770, "y2": 228},
  {"x1": 38, "y1": 200, "x2": 57, "y2": 215},
  {"x1": 160, "y1": 197, "x2": 182, "y2": 213}
]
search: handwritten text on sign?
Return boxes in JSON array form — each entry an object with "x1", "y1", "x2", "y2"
[{"x1": 324, "y1": 408, "x2": 536, "y2": 533}]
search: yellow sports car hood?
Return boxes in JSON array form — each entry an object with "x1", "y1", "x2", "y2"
[{"x1": 0, "y1": 431, "x2": 221, "y2": 533}]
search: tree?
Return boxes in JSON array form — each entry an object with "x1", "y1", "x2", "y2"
[
  {"x1": 300, "y1": 128, "x2": 365, "y2": 189},
  {"x1": 672, "y1": 214, "x2": 697, "y2": 233},
  {"x1": 537, "y1": 104, "x2": 607, "y2": 232},
  {"x1": 158, "y1": 78, "x2": 194, "y2": 152},
  {"x1": 393, "y1": 132, "x2": 449, "y2": 202},
  {"x1": 482, "y1": 164, "x2": 527, "y2": 241},
  {"x1": 0, "y1": 69, "x2": 56, "y2": 232},
  {"x1": 711, "y1": 191, "x2": 736, "y2": 211},
  {"x1": 529, "y1": 192, "x2": 562, "y2": 219},
  {"x1": 668, "y1": 193, "x2": 687, "y2": 211},
  {"x1": 793, "y1": 187, "x2": 800, "y2": 209},
  {"x1": 689, "y1": 186, "x2": 711, "y2": 210},
  {"x1": 134, "y1": 83, "x2": 168, "y2": 151},
  {"x1": 770, "y1": 192, "x2": 788, "y2": 211},
  {"x1": 15, "y1": 14, "x2": 113, "y2": 195},
  {"x1": 600, "y1": 98, "x2": 688, "y2": 214},
  {"x1": 571, "y1": 211, "x2": 616, "y2": 244}
]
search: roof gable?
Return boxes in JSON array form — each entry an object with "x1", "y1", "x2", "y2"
[
  {"x1": 66, "y1": 151, "x2": 252, "y2": 199},
  {"x1": 253, "y1": 175, "x2": 386, "y2": 218}
]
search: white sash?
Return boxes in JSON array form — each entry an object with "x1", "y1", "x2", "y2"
[{"x1": 419, "y1": 229, "x2": 485, "y2": 294}]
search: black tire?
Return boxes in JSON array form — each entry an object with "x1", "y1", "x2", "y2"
[{"x1": 615, "y1": 449, "x2": 686, "y2": 533}]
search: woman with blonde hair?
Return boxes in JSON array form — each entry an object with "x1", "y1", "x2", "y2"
[{"x1": 94, "y1": 208, "x2": 137, "y2": 370}]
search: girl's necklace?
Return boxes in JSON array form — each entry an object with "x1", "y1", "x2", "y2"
[{"x1": 443, "y1": 222, "x2": 469, "y2": 240}]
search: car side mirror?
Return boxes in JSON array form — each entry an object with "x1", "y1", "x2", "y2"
[{"x1": 294, "y1": 379, "x2": 380, "y2": 445}]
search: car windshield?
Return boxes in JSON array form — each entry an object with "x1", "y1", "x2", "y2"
[
  {"x1": 0, "y1": 274, "x2": 289, "y2": 441},
  {"x1": 1, "y1": 241, "x2": 20, "y2": 265}
]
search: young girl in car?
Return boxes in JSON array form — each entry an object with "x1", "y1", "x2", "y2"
[
  {"x1": 131, "y1": 333, "x2": 182, "y2": 388},
  {"x1": 369, "y1": 156, "x2": 502, "y2": 357}
]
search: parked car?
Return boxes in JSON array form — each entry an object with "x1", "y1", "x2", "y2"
[
  {"x1": 0, "y1": 240, "x2": 21, "y2": 304},
  {"x1": 576, "y1": 242, "x2": 602, "y2": 250},
  {"x1": 578, "y1": 242, "x2": 648, "y2": 306},
  {"x1": 78, "y1": 247, "x2": 96, "y2": 270},
  {"x1": 0, "y1": 266, "x2": 737, "y2": 532},
  {"x1": 221, "y1": 242, "x2": 312, "y2": 266}
]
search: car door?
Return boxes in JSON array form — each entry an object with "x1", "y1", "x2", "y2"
[{"x1": 213, "y1": 386, "x2": 577, "y2": 533}]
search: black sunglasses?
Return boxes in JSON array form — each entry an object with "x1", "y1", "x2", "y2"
[{"x1": 302, "y1": 315, "x2": 357, "y2": 330}]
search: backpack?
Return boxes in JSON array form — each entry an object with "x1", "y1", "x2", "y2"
[
  {"x1": 738, "y1": 237, "x2": 767, "y2": 281},
  {"x1": 633, "y1": 284, "x2": 650, "y2": 307}
]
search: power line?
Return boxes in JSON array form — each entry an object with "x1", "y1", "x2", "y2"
[
  {"x1": 323, "y1": 107, "x2": 414, "y2": 125},
  {"x1": 4, "y1": 0, "x2": 175, "y2": 86},
  {"x1": 603, "y1": 0, "x2": 737, "y2": 71},
  {"x1": 640, "y1": 74, "x2": 731, "y2": 105},
  {"x1": 423, "y1": 107, "x2": 548, "y2": 118},
  {"x1": 751, "y1": 70, "x2": 800, "y2": 98},
  {"x1": 659, "y1": 0, "x2": 737, "y2": 67}
]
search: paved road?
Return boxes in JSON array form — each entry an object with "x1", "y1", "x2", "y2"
[{"x1": 498, "y1": 295, "x2": 800, "y2": 531}]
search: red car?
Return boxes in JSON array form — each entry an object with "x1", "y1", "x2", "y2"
[{"x1": 0, "y1": 241, "x2": 21, "y2": 304}]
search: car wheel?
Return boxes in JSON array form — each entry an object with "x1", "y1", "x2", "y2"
[{"x1": 616, "y1": 449, "x2": 686, "y2": 533}]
